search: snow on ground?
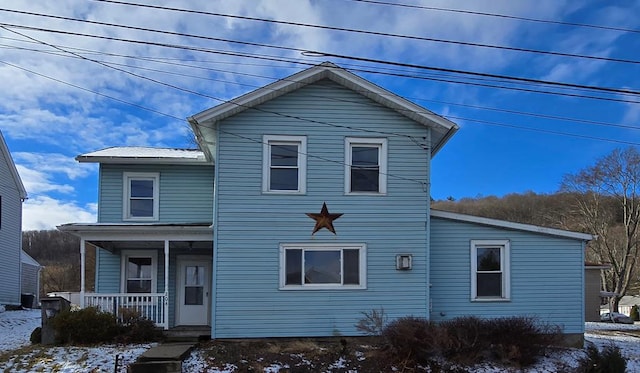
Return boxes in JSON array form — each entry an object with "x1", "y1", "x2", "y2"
[{"x1": 1, "y1": 307, "x2": 640, "y2": 372}]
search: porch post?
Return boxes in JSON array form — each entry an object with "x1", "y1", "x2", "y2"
[
  {"x1": 80, "y1": 239, "x2": 86, "y2": 308},
  {"x1": 164, "y1": 240, "x2": 169, "y2": 330}
]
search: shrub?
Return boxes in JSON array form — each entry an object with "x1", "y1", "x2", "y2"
[
  {"x1": 381, "y1": 316, "x2": 442, "y2": 366},
  {"x1": 117, "y1": 316, "x2": 164, "y2": 344},
  {"x1": 30, "y1": 327, "x2": 41, "y2": 344},
  {"x1": 579, "y1": 342, "x2": 627, "y2": 373},
  {"x1": 355, "y1": 307, "x2": 387, "y2": 336},
  {"x1": 440, "y1": 316, "x2": 490, "y2": 364},
  {"x1": 441, "y1": 316, "x2": 560, "y2": 367},
  {"x1": 485, "y1": 316, "x2": 561, "y2": 366},
  {"x1": 630, "y1": 305, "x2": 639, "y2": 321},
  {"x1": 52, "y1": 307, "x2": 120, "y2": 344}
]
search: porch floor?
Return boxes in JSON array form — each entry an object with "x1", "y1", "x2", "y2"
[{"x1": 164, "y1": 325, "x2": 211, "y2": 342}]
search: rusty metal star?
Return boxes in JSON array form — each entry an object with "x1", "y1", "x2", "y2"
[{"x1": 306, "y1": 202, "x2": 343, "y2": 235}]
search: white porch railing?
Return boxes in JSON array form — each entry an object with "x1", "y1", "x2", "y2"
[{"x1": 84, "y1": 293, "x2": 168, "y2": 329}]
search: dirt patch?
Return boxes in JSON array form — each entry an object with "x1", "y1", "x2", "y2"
[{"x1": 192, "y1": 337, "x2": 398, "y2": 372}]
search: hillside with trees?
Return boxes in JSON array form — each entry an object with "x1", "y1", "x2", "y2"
[{"x1": 22, "y1": 230, "x2": 95, "y2": 297}]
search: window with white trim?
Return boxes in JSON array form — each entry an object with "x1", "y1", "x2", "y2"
[
  {"x1": 280, "y1": 244, "x2": 366, "y2": 289},
  {"x1": 123, "y1": 172, "x2": 159, "y2": 221},
  {"x1": 121, "y1": 250, "x2": 158, "y2": 293},
  {"x1": 263, "y1": 135, "x2": 307, "y2": 194},
  {"x1": 471, "y1": 240, "x2": 510, "y2": 301},
  {"x1": 345, "y1": 137, "x2": 387, "y2": 194}
]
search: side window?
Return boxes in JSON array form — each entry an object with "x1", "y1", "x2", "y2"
[
  {"x1": 345, "y1": 138, "x2": 387, "y2": 195},
  {"x1": 262, "y1": 135, "x2": 307, "y2": 194},
  {"x1": 123, "y1": 172, "x2": 159, "y2": 221},
  {"x1": 280, "y1": 244, "x2": 366, "y2": 290},
  {"x1": 122, "y1": 251, "x2": 158, "y2": 293},
  {"x1": 471, "y1": 240, "x2": 510, "y2": 301}
]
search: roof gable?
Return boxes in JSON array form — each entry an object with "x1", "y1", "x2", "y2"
[
  {"x1": 189, "y1": 62, "x2": 458, "y2": 158},
  {"x1": 0, "y1": 130, "x2": 27, "y2": 199}
]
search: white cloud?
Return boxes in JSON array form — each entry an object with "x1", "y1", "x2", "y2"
[{"x1": 22, "y1": 196, "x2": 96, "y2": 230}]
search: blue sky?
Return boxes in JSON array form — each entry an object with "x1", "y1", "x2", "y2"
[{"x1": 0, "y1": 0, "x2": 638, "y2": 230}]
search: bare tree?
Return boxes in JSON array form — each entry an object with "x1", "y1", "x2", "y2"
[{"x1": 561, "y1": 147, "x2": 640, "y2": 311}]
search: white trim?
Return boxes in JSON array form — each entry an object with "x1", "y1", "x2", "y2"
[
  {"x1": 470, "y1": 240, "x2": 510, "y2": 302},
  {"x1": 279, "y1": 243, "x2": 367, "y2": 290},
  {"x1": 120, "y1": 250, "x2": 158, "y2": 293},
  {"x1": 432, "y1": 210, "x2": 593, "y2": 241},
  {"x1": 122, "y1": 172, "x2": 160, "y2": 221},
  {"x1": 344, "y1": 137, "x2": 388, "y2": 195},
  {"x1": 262, "y1": 135, "x2": 307, "y2": 194}
]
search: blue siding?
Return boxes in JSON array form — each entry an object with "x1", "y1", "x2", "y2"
[
  {"x1": 430, "y1": 217, "x2": 585, "y2": 334},
  {"x1": 0, "y1": 151, "x2": 22, "y2": 305},
  {"x1": 95, "y1": 248, "x2": 166, "y2": 294},
  {"x1": 213, "y1": 80, "x2": 432, "y2": 338},
  {"x1": 98, "y1": 164, "x2": 213, "y2": 223}
]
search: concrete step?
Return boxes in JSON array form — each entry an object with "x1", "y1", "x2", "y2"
[{"x1": 129, "y1": 342, "x2": 195, "y2": 373}]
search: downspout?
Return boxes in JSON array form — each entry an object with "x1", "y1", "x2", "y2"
[{"x1": 425, "y1": 127, "x2": 432, "y2": 319}]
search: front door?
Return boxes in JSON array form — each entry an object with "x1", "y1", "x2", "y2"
[{"x1": 176, "y1": 257, "x2": 211, "y2": 326}]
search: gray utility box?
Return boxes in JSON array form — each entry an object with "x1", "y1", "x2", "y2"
[{"x1": 40, "y1": 296, "x2": 71, "y2": 345}]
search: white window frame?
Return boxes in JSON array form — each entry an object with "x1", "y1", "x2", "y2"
[
  {"x1": 262, "y1": 135, "x2": 307, "y2": 194},
  {"x1": 345, "y1": 137, "x2": 387, "y2": 195},
  {"x1": 123, "y1": 172, "x2": 159, "y2": 221},
  {"x1": 121, "y1": 250, "x2": 158, "y2": 294},
  {"x1": 470, "y1": 239, "x2": 510, "y2": 301},
  {"x1": 279, "y1": 243, "x2": 367, "y2": 290}
]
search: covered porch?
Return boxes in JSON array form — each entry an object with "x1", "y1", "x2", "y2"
[{"x1": 58, "y1": 223, "x2": 213, "y2": 330}]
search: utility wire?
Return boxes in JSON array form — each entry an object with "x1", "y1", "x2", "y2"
[
  {"x1": 1, "y1": 21, "x2": 639, "y2": 105},
  {"x1": 345, "y1": 0, "x2": 640, "y2": 34},
  {"x1": 3, "y1": 44, "x2": 637, "y2": 148},
  {"x1": 5, "y1": 40, "x2": 637, "y2": 134},
  {"x1": 86, "y1": 0, "x2": 640, "y2": 66}
]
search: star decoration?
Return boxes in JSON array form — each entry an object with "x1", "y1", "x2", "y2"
[{"x1": 306, "y1": 202, "x2": 343, "y2": 235}]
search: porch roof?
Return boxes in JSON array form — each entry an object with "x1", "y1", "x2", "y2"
[{"x1": 58, "y1": 222, "x2": 213, "y2": 251}]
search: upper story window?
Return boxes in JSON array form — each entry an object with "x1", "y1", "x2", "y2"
[
  {"x1": 123, "y1": 172, "x2": 159, "y2": 221},
  {"x1": 345, "y1": 137, "x2": 387, "y2": 195},
  {"x1": 262, "y1": 135, "x2": 306, "y2": 194},
  {"x1": 121, "y1": 250, "x2": 157, "y2": 293},
  {"x1": 471, "y1": 240, "x2": 511, "y2": 301},
  {"x1": 279, "y1": 243, "x2": 367, "y2": 290}
]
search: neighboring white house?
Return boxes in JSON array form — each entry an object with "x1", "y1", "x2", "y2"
[
  {"x1": 0, "y1": 130, "x2": 27, "y2": 306},
  {"x1": 21, "y1": 250, "x2": 42, "y2": 308}
]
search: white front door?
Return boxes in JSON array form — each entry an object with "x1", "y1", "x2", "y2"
[{"x1": 176, "y1": 257, "x2": 211, "y2": 326}]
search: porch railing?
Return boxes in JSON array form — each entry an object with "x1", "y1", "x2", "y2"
[{"x1": 84, "y1": 293, "x2": 168, "y2": 329}]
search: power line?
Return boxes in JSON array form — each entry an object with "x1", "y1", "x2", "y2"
[
  {"x1": 345, "y1": 0, "x2": 640, "y2": 34},
  {"x1": 3, "y1": 43, "x2": 637, "y2": 148},
  {"x1": 86, "y1": 0, "x2": 640, "y2": 66},
  {"x1": 5, "y1": 39, "x2": 637, "y2": 135},
  {"x1": 1, "y1": 20, "x2": 639, "y2": 104}
]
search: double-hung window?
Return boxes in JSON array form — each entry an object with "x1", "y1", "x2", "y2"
[
  {"x1": 471, "y1": 240, "x2": 510, "y2": 301},
  {"x1": 123, "y1": 172, "x2": 159, "y2": 221},
  {"x1": 263, "y1": 135, "x2": 306, "y2": 194},
  {"x1": 345, "y1": 137, "x2": 387, "y2": 194},
  {"x1": 121, "y1": 250, "x2": 157, "y2": 293},
  {"x1": 280, "y1": 244, "x2": 366, "y2": 290}
]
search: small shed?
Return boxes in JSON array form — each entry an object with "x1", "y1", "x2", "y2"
[
  {"x1": 584, "y1": 262, "x2": 611, "y2": 321},
  {"x1": 21, "y1": 250, "x2": 42, "y2": 308}
]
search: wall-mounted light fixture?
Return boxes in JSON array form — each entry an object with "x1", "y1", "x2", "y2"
[{"x1": 396, "y1": 254, "x2": 412, "y2": 270}]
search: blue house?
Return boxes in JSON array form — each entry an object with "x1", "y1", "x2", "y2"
[{"x1": 59, "y1": 63, "x2": 591, "y2": 342}]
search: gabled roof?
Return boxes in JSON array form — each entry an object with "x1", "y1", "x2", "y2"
[
  {"x1": 431, "y1": 209, "x2": 593, "y2": 241},
  {"x1": 0, "y1": 130, "x2": 27, "y2": 199},
  {"x1": 188, "y1": 62, "x2": 459, "y2": 159},
  {"x1": 76, "y1": 147, "x2": 210, "y2": 165},
  {"x1": 21, "y1": 250, "x2": 41, "y2": 267}
]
